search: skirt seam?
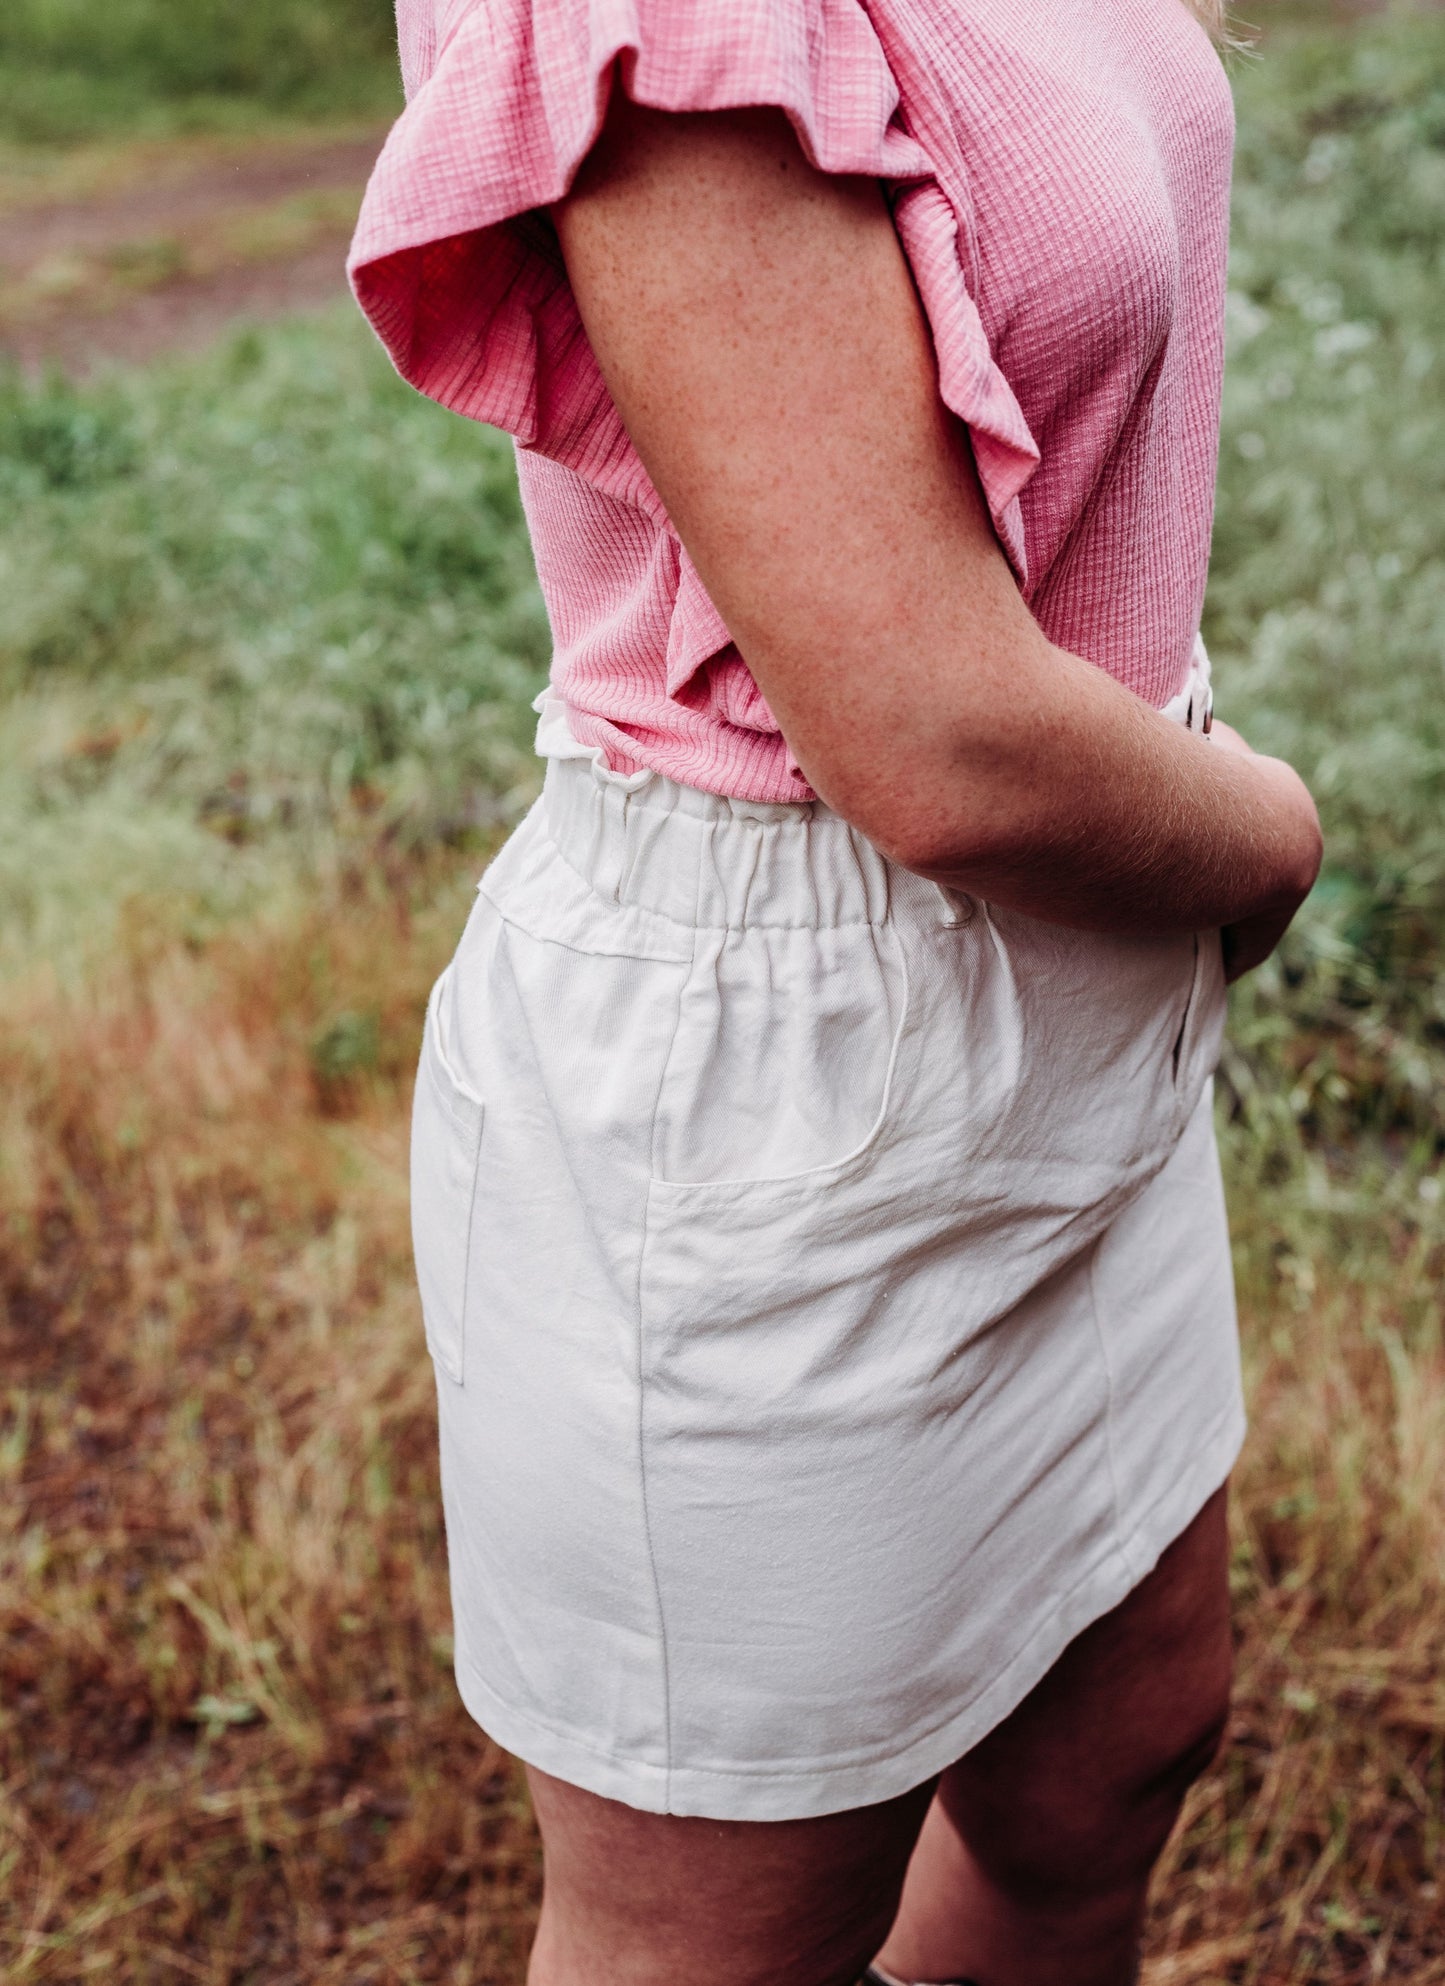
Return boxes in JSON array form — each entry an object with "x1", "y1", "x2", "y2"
[
  {"x1": 452, "y1": 1400, "x2": 1245, "y2": 1811},
  {"x1": 1085, "y1": 1230, "x2": 1134, "y2": 1580},
  {"x1": 632, "y1": 824, "x2": 705, "y2": 1811}
]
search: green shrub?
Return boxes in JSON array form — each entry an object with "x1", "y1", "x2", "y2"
[
  {"x1": 0, "y1": 314, "x2": 549, "y2": 962},
  {"x1": 1208, "y1": 14, "x2": 1445, "y2": 1159}
]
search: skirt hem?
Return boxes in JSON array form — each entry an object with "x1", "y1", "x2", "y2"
[{"x1": 451, "y1": 1401, "x2": 1246, "y2": 1822}]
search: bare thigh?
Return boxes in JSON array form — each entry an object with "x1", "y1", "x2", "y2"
[
  {"x1": 524, "y1": 1488, "x2": 1232, "y2": 1986},
  {"x1": 939, "y1": 1481, "x2": 1233, "y2": 1890},
  {"x1": 879, "y1": 1485, "x2": 1234, "y2": 1985},
  {"x1": 525, "y1": 1767, "x2": 935, "y2": 1986}
]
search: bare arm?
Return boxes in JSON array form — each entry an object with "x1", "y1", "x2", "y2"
[{"x1": 553, "y1": 98, "x2": 1321, "y2": 947}]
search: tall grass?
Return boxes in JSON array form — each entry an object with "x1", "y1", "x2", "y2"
[
  {"x1": 0, "y1": 320, "x2": 549, "y2": 970},
  {"x1": 0, "y1": 860, "x2": 542, "y2": 1980},
  {"x1": 0, "y1": 9, "x2": 1443, "y2": 1983},
  {"x1": 0, "y1": 0, "x2": 401, "y2": 145}
]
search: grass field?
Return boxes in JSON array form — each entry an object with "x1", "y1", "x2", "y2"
[
  {"x1": 2, "y1": 7, "x2": 1444, "y2": 1983},
  {"x1": 0, "y1": 0, "x2": 400, "y2": 146}
]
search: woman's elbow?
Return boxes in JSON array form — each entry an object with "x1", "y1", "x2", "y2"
[{"x1": 804, "y1": 750, "x2": 1003, "y2": 880}]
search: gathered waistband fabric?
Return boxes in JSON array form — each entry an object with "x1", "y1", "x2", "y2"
[
  {"x1": 538, "y1": 749, "x2": 927, "y2": 933},
  {"x1": 533, "y1": 632, "x2": 1215, "y2": 934}
]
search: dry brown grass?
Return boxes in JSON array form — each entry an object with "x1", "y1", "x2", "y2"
[
  {"x1": 1148, "y1": 1241, "x2": 1445, "y2": 1982},
  {"x1": 1, "y1": 843, "x2": 1441, "y2": 1984},
  {"x1": 0, "y1": 842, "x2": 541, "y2": 1983}
]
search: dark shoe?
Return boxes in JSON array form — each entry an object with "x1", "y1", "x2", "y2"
[{"x1": 860, "y1": 1971, "x2": 982, "y2": 1986}]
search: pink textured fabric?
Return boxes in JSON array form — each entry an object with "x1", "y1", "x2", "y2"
[{"x1": 349, "y1": 0, "x2": 1234, "y2": 803}]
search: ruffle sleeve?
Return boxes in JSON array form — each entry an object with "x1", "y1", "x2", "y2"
[{"x1": 348, "y1": 0, "x2": 1041, "y2": 582}]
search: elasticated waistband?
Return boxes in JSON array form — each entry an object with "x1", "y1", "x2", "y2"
[
  {"x1": 538, "y1": 637, "x2": 1213, "y2": 933},
  {"x1": 540, "y1": 754, "x2": 913, "y2": 931}
]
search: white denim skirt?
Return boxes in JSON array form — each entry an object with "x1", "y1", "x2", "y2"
[{"x1": 411, "y1": 705, "x2": 1243, "y2": 1821}]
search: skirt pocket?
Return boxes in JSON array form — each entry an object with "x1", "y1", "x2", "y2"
[
  {"x1": 1170, "y1": 928, "x2": 1227, "y2": 1131},
  {"x1": 411, "y1": 972, "x2": 485, "y2": 1386},
  {"x1": 651, "y1": 920, "x2": 910, "y2": 1189}
]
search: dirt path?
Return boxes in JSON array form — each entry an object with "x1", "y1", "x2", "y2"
[
  {"x1": 0, "y1": 1, "x2": 1419, "y2": 380},
  {"x1": 0, "y1": 126, "x2": 390, "y2": 373}
]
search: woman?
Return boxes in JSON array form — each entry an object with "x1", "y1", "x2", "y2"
[{"x1": 350, "y1": 1, "x2": 1321, "y2": 1980}]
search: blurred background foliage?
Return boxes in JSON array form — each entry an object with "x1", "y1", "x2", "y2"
[
  {"x1": 0, "y1": 0, "x2": 401, "y2": 142},
  {"x1": 1216, "y1": 13, "x2": 1445, "y2": 1163},
  {"x1": 0, "y1": 335, "x2": 547, "y2": 964},
  {"x1": 5, "y1": 8, "x2": 1445, "y2": 1171},
  {"x1": 1, "y1": 4, "x2": 1444, "y2": 1983}
]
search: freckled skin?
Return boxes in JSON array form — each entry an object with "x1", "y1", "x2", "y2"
[{"x1": 555, "y1": 101, "x2": 1320, "y2": 975}]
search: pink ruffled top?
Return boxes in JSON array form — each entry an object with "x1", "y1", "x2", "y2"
[{"x1": 349, "y1": 0, "x2": 1234, "y2": 803}]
